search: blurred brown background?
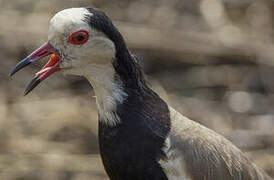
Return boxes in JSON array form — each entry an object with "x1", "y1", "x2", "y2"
[{"x1": 1, "y1": 0, "x2": 274, "y2": 179}]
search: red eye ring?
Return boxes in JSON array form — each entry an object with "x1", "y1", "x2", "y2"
[{"x1": 69, "y1": 30, "x2": 89, "y2": 45}]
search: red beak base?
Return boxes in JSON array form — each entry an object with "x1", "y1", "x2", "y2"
[
  {"x1": 10, "y1": 42, "x2": 62, "y2": 95},
  {"x1": 24, "y1": 54, "x2": 61, "y2": 96}
]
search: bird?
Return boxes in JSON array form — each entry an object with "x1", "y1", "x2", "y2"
[{"x1": 10, "y1": 7, "x2": 272, "y2": 180}]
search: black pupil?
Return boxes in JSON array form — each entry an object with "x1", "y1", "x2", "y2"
[{"x1": 76, "y1": 33, "x2": 85, "y2": 42}]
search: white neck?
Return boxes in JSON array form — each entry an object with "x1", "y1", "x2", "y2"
[{"x1": 81, "y1": 63, "x2": 127, "y2": 126}]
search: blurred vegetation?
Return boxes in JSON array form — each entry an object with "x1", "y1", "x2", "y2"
[{"x1": 0, "y1": 0, "x2": 274, "y2": 179}]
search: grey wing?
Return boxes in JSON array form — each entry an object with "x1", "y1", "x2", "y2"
[{"x1": 159, "y1": 107, "x2": 272, "y2": 180}]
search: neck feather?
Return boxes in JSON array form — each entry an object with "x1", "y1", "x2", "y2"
[
  {"x1": 83, "y1": 63, "x2": 127, "y2": 126},
  {"x1": 82, "y1": 53, "x2": 151, "y2": 127},
  {"x1": 113, "y1": 47, "x2": 150, "y2": 94},
  {"x1": 80, "y1": 24, "x2": 151, "y2": 126}
]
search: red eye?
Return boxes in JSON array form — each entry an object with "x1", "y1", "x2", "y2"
[{"x1": 69, "y1": 30, "x2": 89, "y2": 45}]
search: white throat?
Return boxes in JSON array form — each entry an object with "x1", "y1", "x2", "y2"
[{"x1": 77, "y1": 63, "x2": 127, "y2": 126}]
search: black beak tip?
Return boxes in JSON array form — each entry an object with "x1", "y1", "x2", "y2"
[
  {"x1": 10, "y1": 58, "x2": 31, "y2": 77},
  {"x1": 24, "y1": 77, "x2": 41, "y2": 96},
  {"x1": 23, "y1": 90, "x2": 31, "y2": 96},
  {"x1": 9, "y1": 70, "x2": 17, "y2": 77},
  {"x1": 9, "y1": 68, "x2": 17, "y2": 77}
]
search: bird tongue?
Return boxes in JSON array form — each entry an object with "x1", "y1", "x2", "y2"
[
  {"x1": 24, "y1": 54, "x2": 61, "y2": 95},
  {"x1": 36, "y1": 54, "x2": 61, "y2": 80}
]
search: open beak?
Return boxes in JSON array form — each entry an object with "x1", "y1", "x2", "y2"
[{"x1": 10, "y1": 42, "x2": 62, "y2": 95}]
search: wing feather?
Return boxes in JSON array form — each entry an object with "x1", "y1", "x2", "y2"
[{"x1": 160, "y1": 107, "x2": 272, "y2": 180}]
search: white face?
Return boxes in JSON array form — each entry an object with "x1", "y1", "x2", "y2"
[{"x1": 48, "y1": 8, "x2": 115, "y2": 72}]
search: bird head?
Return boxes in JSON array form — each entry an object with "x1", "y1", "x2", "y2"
[{"x1": 10, "y1": 7, "x2": 122, "y2": 95}]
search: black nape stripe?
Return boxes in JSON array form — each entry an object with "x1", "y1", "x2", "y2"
[
  {"x1": 84, "y1": 7, "x2": 147, "y2": 90},
  {"x1": 84, "y1": 7, "x2": 171, "y2": 180}
]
